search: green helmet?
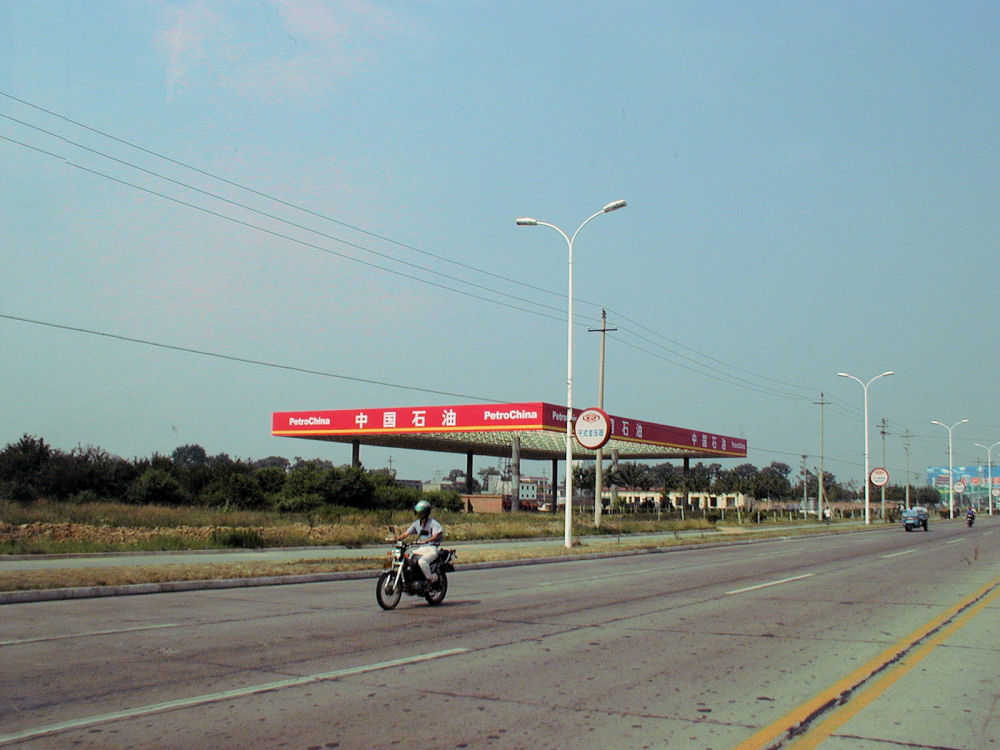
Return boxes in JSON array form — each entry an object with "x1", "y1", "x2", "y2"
[{"x1": 414, "y1": 500, "x2": 432, "y2": 516}]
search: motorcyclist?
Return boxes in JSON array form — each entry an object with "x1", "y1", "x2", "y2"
[
  {"x1": 392, "y1": 500, "x2": 443, "y2": 583},
  {"x1": 967, "y1": 506, "x2": 976, "y2": 524}
]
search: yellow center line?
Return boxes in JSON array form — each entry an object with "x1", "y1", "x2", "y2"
[
  {"x1": 731, "y1": 578, "x2": 1000, "y2": 750},
  {"x1": 786, "y1": 581, "x2": 1000, "y2": 749}
]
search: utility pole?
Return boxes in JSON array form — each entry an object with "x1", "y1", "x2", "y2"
[
  {"x1": 588, "y1": 309, "x2": 616, "y2": 528},
  {"x1": 900, "y1": 430, "x2": 913, "y2": 509},
  {"x1": 879, "y1": 418, "x2": 889, "y2": 521},
  {"x1": 814, "y1": 393, "x2": 829, "y2": 520},
  {"x1": 801, "y1": 454, "x2": 808, "y2": 514}
]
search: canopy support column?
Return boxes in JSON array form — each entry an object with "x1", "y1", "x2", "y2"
[
  {"x1": 511, "y1": 437, "x2": 521, "y2": 512},
  {"x1": 466, "y1": 452, "x2": 474, "y2": 494},
  {"x1": 552, "y1": 457, "x2": 559, "y2": 514}
]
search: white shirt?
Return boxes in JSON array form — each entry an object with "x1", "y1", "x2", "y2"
[{"x1": 405, "y1": 517, "x2": 443, "y2": 544}]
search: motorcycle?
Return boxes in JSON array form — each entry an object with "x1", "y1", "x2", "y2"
[
  {"x1": 376, "y1": 539, "x2": 456, "y2": 610},
  {"x1": 967, "y1": 514, "x2": 975, "y2": 528}
]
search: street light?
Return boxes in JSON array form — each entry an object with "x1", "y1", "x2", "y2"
[
  {"x1": 974, "y1": 441, "x2": 999, "y2": 517},
  {"x1": 838, "y1": 370, "x2": 894, "y2": 525},
  {"x1": 516, "y1": 199, "x2": 627, "y2": 548},
  {"x1": 931, "y1": 419, "x2": 969, "y2": 519},
  {"x1": 932, "y1": 420, "x2": 969, "y2": 518}
]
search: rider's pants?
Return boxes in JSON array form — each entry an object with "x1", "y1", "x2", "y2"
[{"x1": 413, "y1": 544, "x2": 439, "y2": 581}]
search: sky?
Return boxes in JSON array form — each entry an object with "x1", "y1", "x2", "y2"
[{"x1": 2, "y1": 1, "x2": 999, "y2": 490}]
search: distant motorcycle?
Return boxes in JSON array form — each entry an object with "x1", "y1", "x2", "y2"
[
  {"x1": 376, "y1": 539, "x2": 456, "y2": 610},
  {"x1": 967, "y1": 513, "x2": 975, "y2": 528}
]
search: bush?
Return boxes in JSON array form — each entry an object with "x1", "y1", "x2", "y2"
[
  {"x1": 1, "y1": 480, "x2": 38, "y2": 504},
  {"x1": 202, "y1": 474, "x2": 272, "y2": 510},
  {"x1": 129, "y1": 469, "x2": 188, "y2": 506},
  {"x1": 372, "y1": 483, "x2": 423, "y2": 511},
  {"x1": 69, "y1": 489, "x2": 103, "y2": 504},
  {"x1": 331, "y1": 466, "x2": 375, "y2": 509},
  {"x1": 424, "y1": 489, "x2": 464, "y2": 513},
  {"x1": 276, "y1": 493, "x2": 325, "y2": 513},
  {"x1": 210, "y1": 527, "x2": 265, "y2": 548},
  {"x1": 254, "y1": 466, "x2": 287, "y2": 494}
]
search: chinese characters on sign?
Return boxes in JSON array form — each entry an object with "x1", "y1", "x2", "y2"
[{"x1": 272, "y1": 402, "x2": 748, "y2": 457}]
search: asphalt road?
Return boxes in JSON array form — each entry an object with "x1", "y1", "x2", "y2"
[{"x1": 1, "y1": 519, "x2": 997, "y2": 749}]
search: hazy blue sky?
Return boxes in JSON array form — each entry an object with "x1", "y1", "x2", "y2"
[{"x1": 3, "y1": 1, "x2": 999, "y2": 489}]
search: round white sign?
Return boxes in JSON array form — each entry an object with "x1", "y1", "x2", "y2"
[
  {"x1": 953, "y1": 481, "x2": 966, "y2": 493},
  {"x1": 869, "y1": 467, "x2": 889, "y2": 487},
  {"x1": 574, "y1": 407, "x2": 611, "y2": 450}
]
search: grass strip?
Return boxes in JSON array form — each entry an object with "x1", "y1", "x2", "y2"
[{"x1": 0, "y1": 524, "x2": 855, "y2": 593}]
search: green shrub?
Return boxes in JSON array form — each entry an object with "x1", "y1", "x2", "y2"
[
  {"x1": 210, "y1": 527, "x2": 265, "y2": 549},
  {"x1": 129, "y1": 469, "x2": 188, "y2": 506},
  {"x1": 69, "y1": 489, "x2": 103, "y2": 504},
  {"x1": 277, "y1": 493, "x2": 325, "y2": 513}
]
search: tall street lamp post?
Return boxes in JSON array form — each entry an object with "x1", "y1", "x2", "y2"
[
  {"x1": 838, "y1": 370, "x2": 894, "y2": 525},
  {"x1": 932, "y1": 419, "x2": 969, "y2": 519},
  {"x1": 516, "y1": 200, "x2": 627, "y2": 548},
  {"x1": 974, "y1": 441, "x2": 999, "y2": 516}
]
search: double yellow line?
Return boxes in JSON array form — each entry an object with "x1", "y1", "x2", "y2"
[{"x1": 733, "y1": 577, "x2": 1000, "y2": 750}]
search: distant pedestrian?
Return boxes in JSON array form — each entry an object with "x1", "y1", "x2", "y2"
[{"x1": 823, "y1": 507, "x2": 831, "y2": 524}]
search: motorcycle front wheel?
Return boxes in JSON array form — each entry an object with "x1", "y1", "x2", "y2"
[
  {"x1": 376, "y1": 571, "x2": 402, "y2": 610},
  {"x1": 424, "y1": 570, "x2": 448, "y2": 606}
]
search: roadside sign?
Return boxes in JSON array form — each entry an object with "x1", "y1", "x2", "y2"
[
  {"x1": 953, "y1": 480, "x2": 966, "y2": 493},
  {"x1": 870, "y1": 467, "x2": 889, "y2": 487},
  {"x1": 574, "y1": 407, "x2": 611, "y2": 450}
]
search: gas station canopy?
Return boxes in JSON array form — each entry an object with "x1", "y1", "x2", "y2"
[{"x1": 272, "y1": 402, "x2": 747, "y2": 462}]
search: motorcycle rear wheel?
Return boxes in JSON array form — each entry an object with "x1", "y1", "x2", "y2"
[
  {"x1": 376, "y1": 571, "x2": 402, "y2": 610},
  {"x1": 424, "y1": 570, "x2": 448, "y2": 606}
]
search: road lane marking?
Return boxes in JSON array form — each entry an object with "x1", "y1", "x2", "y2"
[
  {"x1": 881, "y1": 549, "x2": 916, "y2": 559},
  {"x1": 731, "y1": 577, "x2": 1000, "y2": 750},
  {"x1": 945, "y1": 538, "x2": 965, "y2": 544},
  {"x1": 0, "y1": 647, "x2": 469, "y2": 746},
  {"x1": 0, "y1": 623, "x2": 180, "y2": 647},
  {"x1": 725, "y1": 574, "x2": 814, "y2": 595},
  {"x1": 785, "y1": 579, "x2": 1000, "y2": 749}
]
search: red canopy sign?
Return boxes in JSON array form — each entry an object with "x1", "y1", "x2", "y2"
[{"x1": 272, "y1": 402, "x2": 747, "y2": 460}]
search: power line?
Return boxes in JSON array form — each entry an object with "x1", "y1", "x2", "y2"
[
  {"x1": 0, "y1": 89, "x2": 569, "y2": 305},
  {"x1": 0, "y1": 313, "x2": 503, "y2": 403},
  {"x1": 0, "y1": 91, "x2": 915, "y2": 424}
]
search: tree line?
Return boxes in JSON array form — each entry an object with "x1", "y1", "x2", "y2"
[
  {"x1": 0, "y1": 435, "x2": 941, "y2": 512},
  {"x1": 0, "y1": 435, "x2": 462, "y2": 512},
  {"x1": 571, "y1": 460, "x2": 941, "y2": 507}
]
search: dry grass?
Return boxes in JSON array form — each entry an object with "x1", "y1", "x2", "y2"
[
  {"x1": 0, "y1": 499, "x2": 850, "y2": 593},
  {"x1": 0, "y1": 541, "x2": 650, "y2": 592},
  {"x1": 0, "y1": 524, "x2": 855, "y2": 593}
]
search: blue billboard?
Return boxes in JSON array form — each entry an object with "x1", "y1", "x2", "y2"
[{"x1": 926, "y1": 466, "x2": 999, "y2": 494}]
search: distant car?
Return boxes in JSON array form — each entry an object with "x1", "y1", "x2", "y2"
[{"x1": 901, "y1": 507, "x2": 928, "y2": 532}]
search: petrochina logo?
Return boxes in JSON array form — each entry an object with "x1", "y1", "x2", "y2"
[
  {"x1": 580, "y1": 412, "x2": 602, "y2": 424},
  {"x1": 484, "y1": 409, "x2": 537, "y2": 420},
  {"x1": 289, "y1": 416, "x2": 331, "y2": 426}
]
